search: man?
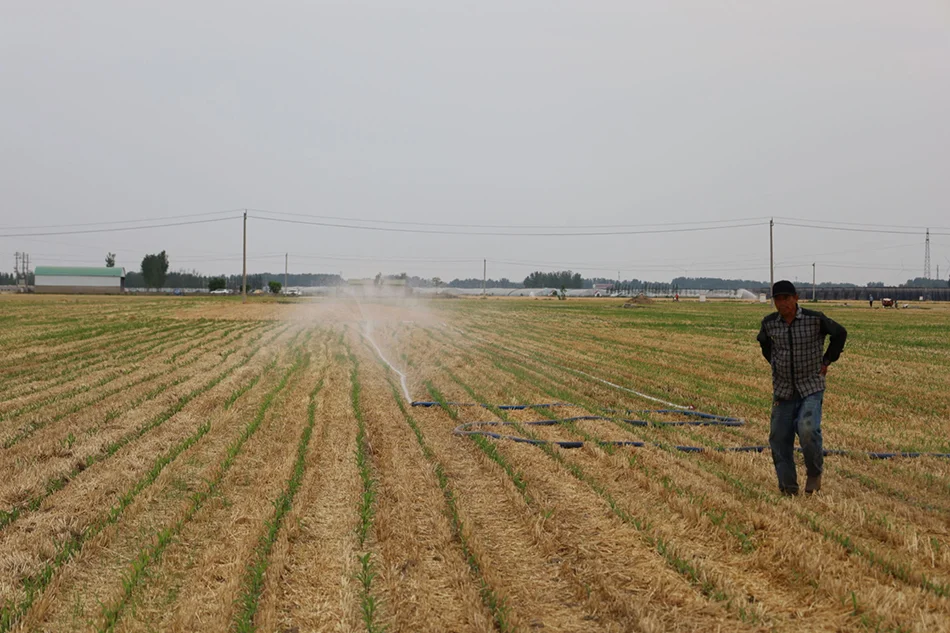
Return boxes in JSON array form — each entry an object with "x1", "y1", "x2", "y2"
[{"x1": 757, "y1": 280, "x2": 847, "y2": 496}]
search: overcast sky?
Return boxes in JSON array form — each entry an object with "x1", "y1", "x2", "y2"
[{"x1": 2, "y1": 1, "x2": 948, "y2": 285}]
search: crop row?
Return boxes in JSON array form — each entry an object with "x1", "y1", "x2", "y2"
[
  {"x1": 0, "y1": 320, "x2": 256, "y2": 423},
  {"x1": 0, "y1": 324, "x2": 303, "y2": 631},
  {"x1": 0, "y1": 321, "x2": 271, "y2": 450},
  {"x1": 97, "y1": 349, "x2": 309, "y2": 631},
  {"x1": 0, "y1": 318, "x2": 233, "y2": 399},
  {"x1": 0, "y1": 322, "x2": 288, "y2": 533},
  {"x1": 416, "y1": 323, "x2": 949, "y2": 630}
]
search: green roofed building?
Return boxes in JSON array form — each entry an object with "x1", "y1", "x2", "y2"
[{"x1": 34, "y1": 266, "x2": 126, "y2": 294}]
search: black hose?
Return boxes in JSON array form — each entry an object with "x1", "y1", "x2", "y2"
[{"x1": 449, "y1": 412, "x2": 950, "y2": 460}]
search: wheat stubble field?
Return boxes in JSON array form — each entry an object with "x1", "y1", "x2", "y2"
[{"x1": 1, "y1": 294, "x2": 948, "y2": 633}]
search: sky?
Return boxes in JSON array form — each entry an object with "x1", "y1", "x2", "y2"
[{"x1": 1, "y1": 1, "x2": 948, "y2": 286}]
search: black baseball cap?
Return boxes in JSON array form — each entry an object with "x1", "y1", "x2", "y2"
[{"x1": 772, "y1": 280, "x2": 797, "y2": 297}]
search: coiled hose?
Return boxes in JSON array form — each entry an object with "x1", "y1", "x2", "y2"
[{"x1": 412, "y1": 402, "x2": 950, "y2": 460}]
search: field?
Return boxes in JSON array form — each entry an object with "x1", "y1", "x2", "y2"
[{"x1": 1, "y1": 294, "x2": 949, "y2": 633}]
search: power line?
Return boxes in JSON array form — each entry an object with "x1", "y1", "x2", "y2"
[
  {"x1": 250, "y1": 215, "x2": 768, "y2": 237},
  {"x1": 252, "y1": 208, "x2": 771, "y2": 230},
  {"x1": 809, "y1": 263, "x2": 912, "y2": 272},
  {"x1": 0, "y1": 216, "x2": 239, "y2": 238},
  {"x1": 773, "y1": 216, "x2": 950, "y2": 231},
  {"x1": 775, "y1": 221, "x2": 948, "y2": 236},
  {"x1": 3, "y1": 209, "x2": 944, "y2": 237},
  {"x1": 288, "y1": 253, "x2": 483, "y2": 263},
  {"x1": 489, "y1": 237, "x2": 917, "y2": 272},
  {"x1": 0, "y1": 209, "x2": 244, "y2": 231}
]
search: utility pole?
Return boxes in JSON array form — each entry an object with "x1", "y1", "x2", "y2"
[
  {"x1": 482, "y1": 259, "x2": 486, "y2": 297},
  {"x1": 769, "y1": 218, "x2": 774, "y2": 293},
  {"x1": 812, "y1": 262, "x2": 816, "y2": 302},
  {"x1": 13, "y1": 252, "x2": 30, "y2": 291},
  {"x1": 242, "y1": 210, "x2": 247, "y2": 303},
  {"x1": 284, "y1": 253, "x2": 288, "y2": 292},
  {"x1": 924, "y1": 228, "x2": 931, "y2": 279}
]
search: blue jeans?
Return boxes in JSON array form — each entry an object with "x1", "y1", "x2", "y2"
[{"x1": 769, "y1": 391, "x2": 824, "y2": 494}]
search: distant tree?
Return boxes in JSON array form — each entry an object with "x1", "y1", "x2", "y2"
[
  {"x1": 105, "y1": 252, "x2": 116, "y2": 268},
  {"x1": 208, "y1": 277, "x2": 226, "y2": 292},
  {"x1": 374, "y1": 272, "x2": 382, "y2": 286},
  {"x1": 901, "y1": 277, "x2": 947, "y2": 288},
  {"x1": 431, "y1": 276, "x2": 442, "y2": 287},
  {"x1": 245, "y1": 274, "x2": 264, "y2": 291},
  {"x1": 268, "y1": 280, "x2": 282, "y2": 294},
  {"x1": 447, "y1": 277, "x2": 521, "y2": 289},
  {"x1": 141, "y1": 251, "x2": 169, "y2": 289},
  {"x1": 670, "y1": 276, "x2": 769, "y2": 290},
  {"x1": 867, "y1": 281, "x2": 885, "y2": 287},
  {"x1": 523, "y1": 270, "x2": 583, "y2": 289}
]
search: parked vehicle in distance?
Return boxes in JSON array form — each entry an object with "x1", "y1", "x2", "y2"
[{"x1": 210, "y1": 289, "x2": 229, "y2": 295}]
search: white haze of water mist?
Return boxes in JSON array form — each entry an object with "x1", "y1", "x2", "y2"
[{"x1": 1, "y1": 1, "x2": 948, "y2": 286}]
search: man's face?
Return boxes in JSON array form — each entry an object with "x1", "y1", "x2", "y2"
[{"x1": 774, "y1": 293, "x2": 799, "y2": 318}]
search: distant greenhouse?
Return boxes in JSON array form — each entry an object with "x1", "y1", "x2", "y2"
[{"x1": 34, "y1": 266, "x2": 126, "y2": 295}]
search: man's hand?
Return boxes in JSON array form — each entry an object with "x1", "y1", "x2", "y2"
[{"x1": 819, "y1": 363, "x2": 829, "y2": 376}]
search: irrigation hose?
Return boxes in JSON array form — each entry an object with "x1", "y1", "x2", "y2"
[
  {"x1": 411, "y1": 401, "x2": 572, "y2": 410},
  {"x1": 364, "y1": 328, "x2": 948, "y2": 461},
  {"x1": 443, "y1": 409, "x2": 950, "y2": 460}
]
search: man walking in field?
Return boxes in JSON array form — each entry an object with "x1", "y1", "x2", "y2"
[{"x1": 757, "y1": 280, "x2": 847, "y2": 496}]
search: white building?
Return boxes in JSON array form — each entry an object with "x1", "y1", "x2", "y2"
[{"x1": 34, "y1": 266, "x2": 126, "y2": 294}]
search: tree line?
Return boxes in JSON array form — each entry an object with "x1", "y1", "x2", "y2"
[
  {"x1": 15, "y1": 254, "x2": 950, "y2": 291},
  {"x1": 523, "y1": 270, "x2": 584, "y2": 289},
  {"x1": 0, "y1": 272, "x2": 33, "y2": 285}
]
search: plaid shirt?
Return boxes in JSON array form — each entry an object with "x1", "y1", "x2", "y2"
[{"x1": 757, "y1": 306, "x2": 847, "y2": 400}]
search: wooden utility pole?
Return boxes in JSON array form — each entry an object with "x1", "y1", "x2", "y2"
[
  {"x1": 769, "y1": 218, "x2": 774, "y2": 293},
  {"x1": 812, "y1": 262, "x2": 816, "y2": 302},
  {"x1": 242, "y1": 210, "x2": 247, "y2": 303},
  {"x1": 284, "y1": 253, "x2": 288, "y2": 292}
]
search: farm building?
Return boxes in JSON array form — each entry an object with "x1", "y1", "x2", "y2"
[{"x1": 34, "y1": 266, "x2": 126, "y2": 294}]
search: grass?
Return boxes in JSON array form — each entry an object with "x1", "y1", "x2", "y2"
[
  {"x1": 372, "y1": 356, "x2": 514, "y2": 631},
  {"x1": 97, "y1": 351, "x2": 307, "y2": 632},
  {"x1": 4, "y1": 296, "x2": 950, "y2": 631},
  {"x1": 0, "y1": 330, "x2": 299, "y2": 629},
  {"x1": 345, "y1": 343, "x2": 385, "y2": 633},
  {"x1": 231, "y1": 373, "x2": 325, "y2": 632},
  {"x1": 434, "y1": 333, "x2": 761, "y2": 554},
  {"x1": 430, "y1": 371, "x2": 750, "y2": 617},
  {"x1": 0, "y1": 325, "x2": 277, "y2": 530}
]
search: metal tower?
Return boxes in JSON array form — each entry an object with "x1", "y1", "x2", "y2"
[{"x1": 924, "y1": 229, "x2": 931, "y2": 279}]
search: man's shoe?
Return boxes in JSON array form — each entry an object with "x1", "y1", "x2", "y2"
[
  {"x1": 805, "y1": 475, "x2": 822, "y2": 495},
  {"x1": 779, "y1": 487, "x2": 799, "y2": 497}
]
